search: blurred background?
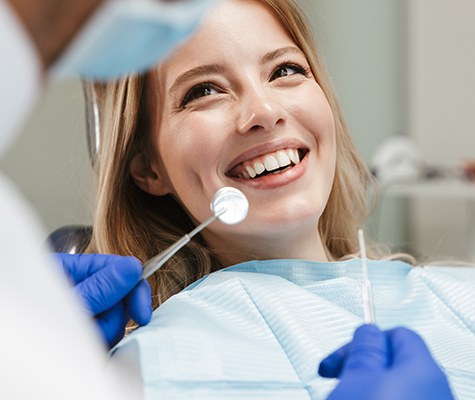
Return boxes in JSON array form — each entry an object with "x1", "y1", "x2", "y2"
[{"x1": 1, "y1": 0, "x2": 474, "y2": 261}]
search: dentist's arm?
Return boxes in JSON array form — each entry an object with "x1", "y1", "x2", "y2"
[
  {"x1": 55, "y1": 253, "x2": 152, "y2": 347},
  {"x1": 7, "y1": 0, "x2": 103, "y2": 68},
  {"x1": 319, "y1": 324, "x2": 454, "y2": 400},
  {"x1": 7, "y1": 0, "x2": 215, "y2": 78}
]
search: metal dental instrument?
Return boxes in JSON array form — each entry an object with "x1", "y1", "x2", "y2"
[
  {"x1": 141, "y1": 187, "x2": 249, "y2": 280},
  {"x1": 358, "y1": 229, "x2": 376, "y2": 324}
]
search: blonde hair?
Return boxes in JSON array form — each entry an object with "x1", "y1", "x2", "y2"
[{"x1": 86, "y1": 0, "x2": 387, "y2": 309}]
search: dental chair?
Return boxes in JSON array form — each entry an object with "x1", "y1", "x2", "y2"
[
  {"x1": 46, "y1": 84, "x2": 100, "y2": 254},
  {"x1": 48, "y1": 225, "x2": 93, "y2": 254}
]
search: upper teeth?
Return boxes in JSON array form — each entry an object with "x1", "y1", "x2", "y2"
[{"x1": 240, "y1": 148, "x2": 301, "y2": 179}]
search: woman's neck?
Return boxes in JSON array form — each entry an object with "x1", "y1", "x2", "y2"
[{"x1": 209, "y1": 224, "x2": 329, "y2": 267}]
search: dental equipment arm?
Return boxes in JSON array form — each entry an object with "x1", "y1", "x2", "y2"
[{"x1": 319, "y1": 324, "x2": 454, "y2": 400}]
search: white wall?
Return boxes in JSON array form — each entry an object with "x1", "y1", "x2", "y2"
[
  {"x1": 0, "y1": 79, "x2": 93, "y2": 234},
  {"x1": 300, "y1": 0, "x2": 408, "y2": 160},
  {"x1": 407, "y1": 0, "x2": 475, "y2": 259}
]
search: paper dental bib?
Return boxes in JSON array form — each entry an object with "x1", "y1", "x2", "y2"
[{"x1": 112, "y1": 258, "x2": 475, "y2": 400}]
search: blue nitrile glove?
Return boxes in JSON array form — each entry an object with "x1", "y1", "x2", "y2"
[
  {"x1": 318, "y1": 324, "x2": 454, "y2": 400},
  {"x1": 55, "y1": 253, "x2": 152, "y2": 348}
]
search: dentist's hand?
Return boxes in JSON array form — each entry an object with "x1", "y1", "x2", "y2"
[
  {"x1": 318, "y1": 324, "x2": 454, "y2": 400},
  {"x1": 55, "y1": 253, "x2": 152, "y2": 348}
]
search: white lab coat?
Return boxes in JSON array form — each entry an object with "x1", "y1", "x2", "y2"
[{"x1": 0, "y1": 2, "x2": 139, "y2": 399}]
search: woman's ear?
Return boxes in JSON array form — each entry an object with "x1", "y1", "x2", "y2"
[{"x1": 130, "y1": 152, "x2": 171, "y2": 196}]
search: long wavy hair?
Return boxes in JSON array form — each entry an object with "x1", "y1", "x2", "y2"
[{"x1": 85, "y1": 0, "x2": 383, "y2": 309}]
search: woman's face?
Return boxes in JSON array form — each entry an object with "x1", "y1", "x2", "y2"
[{"x1": 143, "y1": 0, "x2": 336, "y2": 262}]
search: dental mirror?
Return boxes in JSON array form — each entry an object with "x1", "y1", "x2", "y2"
[
  {"x1": 211, "y1": 186, "x2": 249, "y2": 225},
  {"x1": 141, "y1": 187, "x2": 249, "y2": 279}
]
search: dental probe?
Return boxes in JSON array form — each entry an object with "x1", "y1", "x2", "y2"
[
  {"x1": 141, "y1": 187, "x2": 249, "y2": 280},
  {"x1": 358, "y1": 229, "x2": 376, "y2": 324}
]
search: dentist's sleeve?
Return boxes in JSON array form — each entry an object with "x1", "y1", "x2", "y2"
[{"x1": 0, "y1": 3, "x2": 140, "y2": 399}]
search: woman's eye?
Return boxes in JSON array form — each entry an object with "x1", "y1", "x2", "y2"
[
  {"x1": 181, "y1": 84, "x2": 218, "y2": 107},
  {"x1": 271, "y1": 64, "x2": 307, "y2": 81}
]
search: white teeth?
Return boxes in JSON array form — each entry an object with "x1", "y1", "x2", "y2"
[
  {"x1": 288, "y1": 149, "x2": 300, "y2": 165},
  {"x1": 276, "y1": 150, "x2": 291, "y2": 167},
  {"x1": 253, "y1": 161, "x2": 265, "y2": 175},
  {"x1": 264, "y1": 155, "x2": 279, "y2": 171},
  {"x1": 237, "y1": 148, "x2": 303, "y2": 179},
  {"x1": 245, "y1": 165, "x2": 256, "y2": 178}
]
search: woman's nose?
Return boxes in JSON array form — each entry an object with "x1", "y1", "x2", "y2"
[{"x1": 237, "y1": 86, "x2": 286, "y2": 134}]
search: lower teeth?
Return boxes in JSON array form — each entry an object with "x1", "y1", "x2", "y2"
[
  {"x1": 271, "y1": 165, "x2": 292, "y2": 175},
  {"x1": 252, "y1": 164, "x2": 293, "y2": 178}
]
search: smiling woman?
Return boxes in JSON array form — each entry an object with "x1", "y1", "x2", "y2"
[
  {"x1": 84, "y1": 0, "x2": 475, "y2": 398},
  {"x1": 132, "y1": 0, "x2": 339, "y2": 267},
  {"x1": 86, "y1": 0, "x2": 371, "y2": 303}
]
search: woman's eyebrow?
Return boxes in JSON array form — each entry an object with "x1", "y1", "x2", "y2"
[
  {"x1": 168, "y1": 47, "x2": 303, "y2": 96},
  {"x1": 260, "y1": 46, "x2": 304, "y2": 64},
  {"x1": 169, "y1": 64, "x2": 225, "y2": 95}
]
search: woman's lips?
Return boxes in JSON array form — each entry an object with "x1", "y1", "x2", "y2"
[{"x1": 226, "y1": 147, "x2": 308, "y2": 179}]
